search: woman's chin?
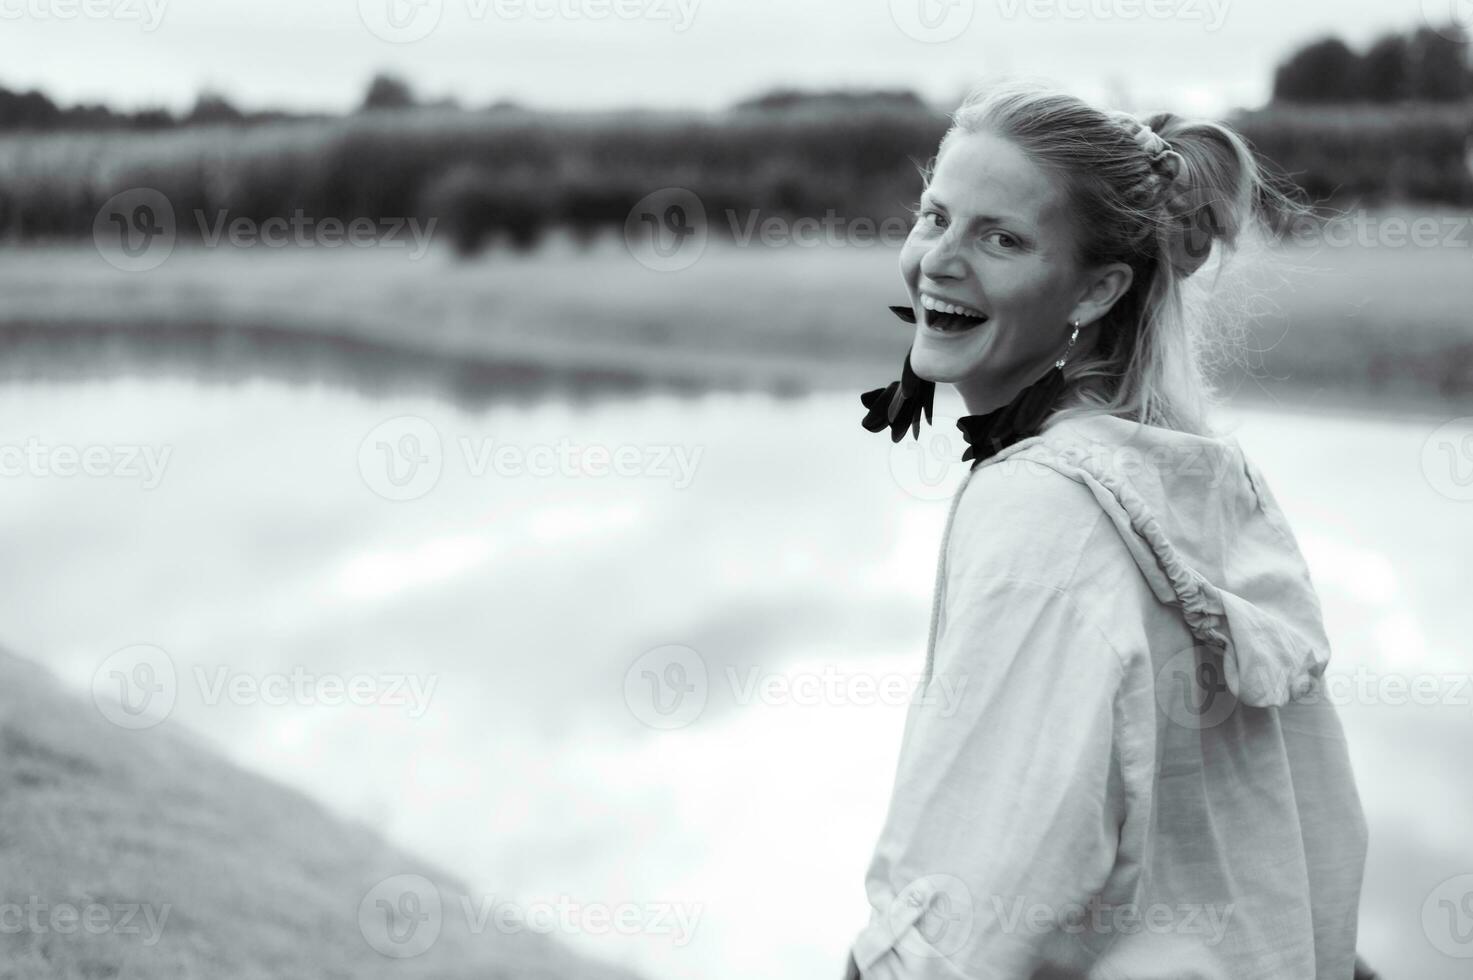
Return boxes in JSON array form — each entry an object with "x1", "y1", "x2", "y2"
[{"x1": 910, "y1": 344, "x2": 975, "y2": 384}]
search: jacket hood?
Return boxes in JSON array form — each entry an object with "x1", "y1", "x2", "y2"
[{"x1": 987, "y1": 413, "x2": 1330, "y2": 707}]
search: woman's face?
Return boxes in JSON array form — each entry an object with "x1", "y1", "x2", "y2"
[{"x1": 900, "y1": 128, "x2": 1116, "y2": 414}]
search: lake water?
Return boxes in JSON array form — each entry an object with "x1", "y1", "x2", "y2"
[{"x1": 0, "y1": 376, "x2": 1469, "y2": 980}]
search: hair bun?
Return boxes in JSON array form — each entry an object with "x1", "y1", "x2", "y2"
[{"x1": 1160, "y1": 181, "x2": 1230, "y2": 278}]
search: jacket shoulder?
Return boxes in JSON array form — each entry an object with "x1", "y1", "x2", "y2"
[{"x1": 948, "y1": 450, "x2": 1111, "y2": 591}]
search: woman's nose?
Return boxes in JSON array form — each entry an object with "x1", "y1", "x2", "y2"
[{"x1": 918, "y1": 231, "x2": 966, "y2": 281}]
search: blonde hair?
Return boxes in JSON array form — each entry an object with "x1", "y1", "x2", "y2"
[{"x1": 932, "y1": 79, "x2": 1307, "y2": 436}]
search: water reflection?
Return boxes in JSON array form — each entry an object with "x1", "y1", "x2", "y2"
[{"x1": 0, "y1": 376, "x2": 1467, "y2": 980}]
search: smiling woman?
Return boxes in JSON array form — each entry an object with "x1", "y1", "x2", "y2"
[
  {"x1": 863, "y1": 79, "x2": 1309, "y2": 453},
  {"x1": 848, "y1": 80, "x2": 1375, "y2": 980}
]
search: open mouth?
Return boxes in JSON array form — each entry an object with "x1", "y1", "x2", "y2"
[
  {"x1": 920, "y1": 295, "x2": 988, "y2": 334},
  {"x1": 925, "y1": 311, "x2": 988, "y2": 333}
]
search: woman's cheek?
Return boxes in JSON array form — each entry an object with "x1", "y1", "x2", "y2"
[{"x1": 899, "y1": 234, "x2": 925, "y2": 286}]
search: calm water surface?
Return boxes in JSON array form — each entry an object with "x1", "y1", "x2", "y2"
[{"x1": 0, "y1": 377, "x2": 1468, "y2": 980}]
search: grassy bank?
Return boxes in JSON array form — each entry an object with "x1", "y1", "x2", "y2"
[{"x1": 0, "y1": 648, "x2": 642, "y2": 979}]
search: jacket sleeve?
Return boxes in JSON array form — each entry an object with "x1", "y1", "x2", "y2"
[{"x1": 847, "y1": 573, "x2": 1130, "y2": 980}]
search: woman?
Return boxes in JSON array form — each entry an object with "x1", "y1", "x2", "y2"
[{"x1": 849, "y1": 82, "x2": 1373, "y2": 979}]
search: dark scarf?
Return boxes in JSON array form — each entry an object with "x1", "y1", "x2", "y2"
[{"x1": 859, "y1": 305, "x2": 1069, "y2": 469}]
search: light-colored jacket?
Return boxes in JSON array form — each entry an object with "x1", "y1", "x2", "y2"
[{"x1": 847, "y1": 412, "x2": 1369, "y2": 979}]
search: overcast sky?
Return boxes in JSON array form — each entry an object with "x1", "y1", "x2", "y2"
[{"x1": 0, "y1": 0, "x2": 1440, "y2": 116}]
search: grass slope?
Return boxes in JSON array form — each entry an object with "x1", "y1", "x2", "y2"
[{"x1": 0, "y1": 649, "x2": 643, "y2": 980}]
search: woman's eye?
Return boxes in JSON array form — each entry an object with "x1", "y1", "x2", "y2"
[
  {"x1": 919, "y1": 209, "x2": 946, "y2": 230},
  {"x1": 986, "y1": 231, "x2": 1020, "y2": 250}
]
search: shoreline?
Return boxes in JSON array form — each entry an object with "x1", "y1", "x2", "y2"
[{"x1": 0, "y1": 313, "x2": 1464, "y2": 423}]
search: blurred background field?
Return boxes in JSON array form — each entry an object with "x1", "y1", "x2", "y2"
[{"x1": 1, "y1": 3, "x2": 1471, "y2": 980}]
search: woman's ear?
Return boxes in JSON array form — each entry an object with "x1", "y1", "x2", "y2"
[{"x1": 1069, "y1": 261, "x2": 1134, "y2": 327}]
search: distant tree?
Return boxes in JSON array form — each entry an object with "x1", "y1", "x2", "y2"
[
  {"x1": 187, "y1": 90, "x2": 244, "y2": 125},
  {"x1": 1273, "y1": 37, "x2": 1363, "y2": 102},
  {"x1": 732, "y1": 88, "x2": 927, "y2": 112},
  {"x1": 1405, "y1": 26, "x2": 1471, "y2": 101},
  {"x1": 129, "y1": 108, "x2": 176, "y2": 129},
  {"x1": 1361, "y1": 34, "x2": 1410, "y2": 102},
  {"x1": 0, "y1": 86, "x2": 62, "y2": 130},
  {"x1": 361, "y1": 73, "x2": 415, "y2": 111}
]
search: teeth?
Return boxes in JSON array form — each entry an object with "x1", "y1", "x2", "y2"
[{"x1": 920, "y1": 294, "x2": 985, "y2": 319}]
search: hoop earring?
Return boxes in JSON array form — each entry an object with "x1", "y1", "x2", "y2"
[{"x1": 1058, "y1": 319, "x2": 1082, "y2": 369}]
